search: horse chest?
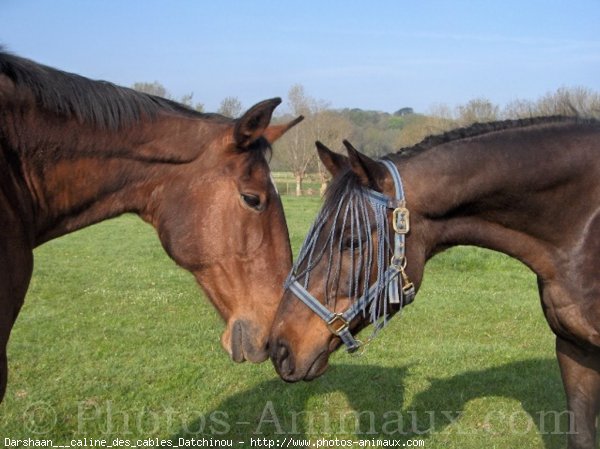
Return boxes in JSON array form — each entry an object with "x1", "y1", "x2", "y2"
[{"x1": 540, "y1": 278, "x2": 600, "y2": 348}]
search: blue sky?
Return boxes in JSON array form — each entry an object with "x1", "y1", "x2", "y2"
[{"x1": 2, "y1": 0, "x2": 599, "y2": 114}]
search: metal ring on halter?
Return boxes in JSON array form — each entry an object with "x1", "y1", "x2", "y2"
[{"x1": 390, "y1": 255, "x2": 406, "y2": 270}]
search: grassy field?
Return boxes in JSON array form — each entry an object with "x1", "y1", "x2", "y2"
[{"x1": 0, "y1": 196, "x2": 569, "y2": 448}]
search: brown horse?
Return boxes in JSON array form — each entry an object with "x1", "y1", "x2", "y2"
[
  {"x1": 270, "y1": 117, "x2": 600, "y2": 448},
  {"x1": 0, "y1": 50, "x2": 302, "y2": 402}
]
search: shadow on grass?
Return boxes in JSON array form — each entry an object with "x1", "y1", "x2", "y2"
[{"x1": 171, "y1": 358, "x2": 567, "y2": 448}]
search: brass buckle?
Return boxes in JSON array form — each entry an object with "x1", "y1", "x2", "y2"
[
  {"x1": 399, "y1": 265, "x2": 414, "y2": 294},
  {"x1": 327, "y1": 313, "x2": 349, "y2": 336},
  {"x1": 391, "y1": 256, "x2": 414, "y2": 294},
  {"x1": 392, "y1": 206, "x2": 410, "y2": 234}
]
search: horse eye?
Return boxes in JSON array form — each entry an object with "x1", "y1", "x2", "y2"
[
  {"x1": 343, "y1": 236, "x2": 361, "y2": 251},
  {"x1": 241, "y1": 193, "x2": 262, "y2": 210}
]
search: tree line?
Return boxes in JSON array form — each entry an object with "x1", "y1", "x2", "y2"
[{"x1": 132, "y1": 81, "x2": 600, "y2": 195}]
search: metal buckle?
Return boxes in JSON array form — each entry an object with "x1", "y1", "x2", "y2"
[
  {"x1": 392, "y1": 206, "x2": 410, "y2": 234},
  {"x1": 399, "y1": 265, "x2": 414, "y2": 294},
  {"x1": 390, "y1": 255, "x2": 414, "y2": 294},
  {"x1": 327, "y1": 313, "x2": 349, "y2": 336},
  {"x1": 402, "y1": 280, "x2": 415, "y2": 294}
]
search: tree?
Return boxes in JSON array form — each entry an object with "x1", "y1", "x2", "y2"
[
  {"x1": 132, "y1": 82, "x2": 204, "y2": 112},
  {"x1": 503, "y1": 98, "x2": 536, "y2": 119},
  {"x1": 275, "y1": 84, "x2": 353, "y2": 196},
  {"x1": 531, "y1": 86, "x2": 600, "y2": 117},
  {"x1": 456, "y1": 98, "x2": 499, "y2": 125},
  {"x1": 313, "y1": 109, "x2": 353, "y2": 194},
  {"x1": 275, "y1": 84, "x2": 318, "y2": 196},
  {"x1": 132, "y1": 81, "x2": 169, "y2": 98},
  {"x1": 218, "y1": 96, "x2": 243, "y2": 118},
  {"x1": 270, "y1": 86, "x2": 600, "y2": 183},
  {"x1": 503, "y1": 87, "x2": 600, "y2": 119},
  {"x1": 395, "y1": 113, "x2": 455, "y2": 149},
  {"x1": 394, "y1": 107, "x2": 414, "y2": 116},
  {"x1": 180, "y1": 92, "x2": 205, "y2": 112}
]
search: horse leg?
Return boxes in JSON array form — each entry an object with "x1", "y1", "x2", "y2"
[
  {"x1": 556, "y1": 336, "x2": 600, "y2": 449},
  {"x1": 0, "y1": 307, "x2": 24, "y2": 401},
  {"x1": 0, "y1": 243, "x2": 33, "y2": 402},
  {"x1": 0, "y1": 285, "x2": 30, "y2": 402}
]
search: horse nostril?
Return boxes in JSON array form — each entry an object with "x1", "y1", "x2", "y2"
[
  {"x1": 277, "y1": 342, "x2": 288, "y2": 361},
  {"x1": 274, "y1": 339, "x2": 294, "y2": 377}
]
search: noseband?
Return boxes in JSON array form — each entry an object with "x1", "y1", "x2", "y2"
[{"x1": 285, "y1": 159, "x2": 415, "y2": 353}]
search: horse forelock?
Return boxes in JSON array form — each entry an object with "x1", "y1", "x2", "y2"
[{"x1": 322, "y1": 169, "x2": 362, "y2": 214}]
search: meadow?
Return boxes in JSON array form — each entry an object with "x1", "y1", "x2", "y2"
[{"x1": 0, "y1": 196, "x2": 569, "y2": 448}]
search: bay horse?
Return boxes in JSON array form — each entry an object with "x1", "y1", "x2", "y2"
[
  {"x1": 0, "y1": 50, "x2": 302, "y2": 402},
  {"x1": 270, "y1": 117, "x2": 600, "y2": 448}
]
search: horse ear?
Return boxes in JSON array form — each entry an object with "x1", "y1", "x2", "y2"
[
  {"x1": 263, "y1": 115, "x2": 304, "y2": 144},
  {"x1": 234, "y1": 98, "x2": 282, "y2": 148},
  {"x1": 343, "y1": 140, "x2": 385, "y2": 189},
  {"x1": 316, "y1": 141, "x2": 349, "y2": 177}
]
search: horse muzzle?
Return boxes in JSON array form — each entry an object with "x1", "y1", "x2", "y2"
[
  {"x1": 222, "y1": 319, "x2": 269, "y2": 363},
  {"x1": 269, "y1": 334, "x2": 333, "y2": 382}
]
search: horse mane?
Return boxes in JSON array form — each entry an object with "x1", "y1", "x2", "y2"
[
  {"x1": 0, "y1": 49, "x2": 218, "y2": 130},
  {"x1": 325, "y1": 116, "x2": 597, "y2": 207},
  {"x1": 396, "y1": 116, "x2": 594, "y2": 158}
]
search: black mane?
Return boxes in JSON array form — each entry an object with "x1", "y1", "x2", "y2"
[
  {"x1": 0, "y1": 50, "x2": 212, "y2": 130},
  {"x1": 396, "y1": 116, "x2": 590, "y2": 158}
]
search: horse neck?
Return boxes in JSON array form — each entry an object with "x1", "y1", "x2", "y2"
[
  {"x1": 14, "y1": 114, "x2": 212, "y2": 246},
  {"x1": 400, "y1": 121, "x2": 599, "y2": 273}
]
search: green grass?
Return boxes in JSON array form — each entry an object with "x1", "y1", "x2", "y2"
[{"x1": 0, "y1": 197, "x2": 567, "y2": 448}]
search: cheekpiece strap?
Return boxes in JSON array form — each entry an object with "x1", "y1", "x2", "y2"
[{"x1": 381, "y1": 159, "x2": 405, "y2": 202}]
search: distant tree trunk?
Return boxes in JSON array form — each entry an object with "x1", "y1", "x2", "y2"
[
  {"x1": 295, "y1": 174, "x2": 303, "y2": 196},
  {"x1": 318, "y1": 169, "x2": 329, "y2": 196},
  {"x1": 320, "y1": 180, "x2": 328, "y2": 196}
]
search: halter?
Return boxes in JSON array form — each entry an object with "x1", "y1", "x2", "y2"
[{"x1": 285, "y1": 159, "x2": 415, "y2": 353}]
